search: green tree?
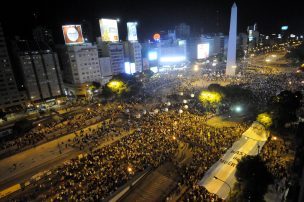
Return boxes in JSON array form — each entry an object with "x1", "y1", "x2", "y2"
[
  {"x1": 13, "y1": 119, "x2": 33, "y2": 135},
  {"x1": 268, "y1": 90, "x2": 302, "y2": 128},
  {"x1": 232, "y1": 156, "x2": 273, "y2": 202},
  {"x1": 285, "y1": 43, "x2": 304, "y2": 65},
  {"x1": 0, "y1": 109, "x2": 7, "y2": 121}
]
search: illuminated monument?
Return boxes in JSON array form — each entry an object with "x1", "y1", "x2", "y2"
[{"x1": 226, "y1": 2, "x2": 237, "y2": 76}]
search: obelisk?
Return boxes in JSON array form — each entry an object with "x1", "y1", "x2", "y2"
[{"x1": 226, "y1": 2, "x2": 237, "y2": 76}]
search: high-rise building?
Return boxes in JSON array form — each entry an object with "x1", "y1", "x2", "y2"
[
  {"x1": 0, "y1": 24, "x2": 25, "y2": 110},
  {"x1": 32, "y1": 26, "x2": 55, "y2": 47},
  {"x1": 123, "y1": 41, "x2": 142, "y2": 73},
  {"x1": 97, "y1": 38, "x2": 125, "y2": 75},
  {"x1": 175, "y1": 23, "x2": 191, "y2": 39},
  {"x1": 226, "y1": 2, "x2": 237, "y2": 76},
  {"x1": 81, "y1": 20, "x2": 94, "y2": 43},
  {"x1": 57, "y1": 43, "x2": 101, "y2": 84},
  {"x1": 142, "y1": 31, "x2": 187, "y2": 70},
  {"x1": 247, "y1": 23, "x2": 259, "y2": 49},
  {"x1": 12, "y1": 40, "x2": 63, "y2": 101},
  {"x1": 99, "y1": 57, "x2": 112, "y2": 76},
  {"x1": 237, "y1": 33, "x2": 248, "y2": 52},
  {"x1": 213, "y1": 34, "x2": 226, "y2": 55},
  {"x1": 200, "y1": 35, "x2": 214, "y2": 56}
]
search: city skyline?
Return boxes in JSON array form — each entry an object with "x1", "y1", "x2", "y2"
[{"x1": 0, "y1": 0, "x2": 303, "y2": 42}]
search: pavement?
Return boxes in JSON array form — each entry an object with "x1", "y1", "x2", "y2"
[{"x1": 121, "y1": 162, "x2": 179, "y2": 202}]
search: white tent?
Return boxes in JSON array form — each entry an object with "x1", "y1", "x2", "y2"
[{"x1": 198, "y1": 122, "x2": 269, "y2": 200}]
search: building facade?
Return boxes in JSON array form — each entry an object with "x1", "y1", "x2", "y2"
[
  {"x1": 13, "y1": 40, "x2": 63, "y2": 101},
  {"x1": 0, "y1": 24, "x2": 25, "y2": 110},
  {"x1": 97, "y1": 38, "x2": 125, "y2": 75},
  {"x1": 123, "y1": 41, "x2": 142, "y2": 73},
  {"x1": 175, "y1": 23, "x2": 191, "y2": 39},
  {"x1": 57, "y1": 44, "x2": 101, "y2": 84}
]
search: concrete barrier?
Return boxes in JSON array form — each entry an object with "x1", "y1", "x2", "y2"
[
  {"x1": 0, "y1": 184, "x2": 21, "y2": 199},
  {"x1": 108, "y1": 187, "x2": 130, "y2": 202},
  {"x1": 105, "y1": 168, "x2": 152, "y2": 202}
]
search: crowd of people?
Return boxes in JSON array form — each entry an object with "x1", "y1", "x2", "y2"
[
  {"x1": 0, "y1": 103, "x2": 125, "y2": 156},
  {"x1": 2, "y1": 61, "x2": 303, "y2": 201},
  {"x1": 237, "y1": 73, "x2": 304, "y2": 107},
  {"x1": 260, "y1": 135, "x2": 295, "y2": 196},
  {"x1": 6, "y1": 104, "x2": 249, "y2": 202}
]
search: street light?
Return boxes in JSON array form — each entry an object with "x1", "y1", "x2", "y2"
[
  {"x1": 127, "y1": 166, "x2": 132, "y2": 173},
  {"x1": 213, "y1": 176, "x2": 231, "y2": 199},
  {"x1": 235, "y1": 106, "x2": 242, "y2": 113},
  {"x1": 178, "y1": 109, "x2": 183, "y2": 117}
]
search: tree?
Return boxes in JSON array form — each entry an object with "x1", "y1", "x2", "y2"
[
  {"x1": 13, "y1": 119, "x2": 33, "y2": 135},
  {"x1": 91, "y1": 81, "x2": 101, "y2": 89},
  {"x1": 0, "y1": 109, "x2": 7, "y2": 121},
  {"x1": 268, "y1": 90, "x2": 302, "y2": 128},
  {"x1": 232, "y1": 156, "x2": 273, "y2": 202},
  {"x1": 101, "y1": 73, "x2": 143, "y2": 99},
  {"x1": 285, "y1": 43, "x2": 304, "y2": 65}
]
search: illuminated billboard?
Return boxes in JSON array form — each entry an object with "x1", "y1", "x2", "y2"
[
  {"x1": 148, "y1": 52, "x2": 158, "y2": 61},
  {"x1": 281, "y1": 26, "x2": 288, "y2": 31},
  {"x1": 124, "y1": 62, "x2": 136, "y2": 74},
  {"x1": 62, "y1": 25, "x2": 84, "y2": 45},
  {"x1": 99, "y1": 19, "x2": 119, "y2": 42},
  {"x1": 153, "y1": 33, "x2": 160, "y2": 41},
  {"x1": 127, "y1": 22, "x2": 138, "y2": 41},
  {"x1": 197, "y1": 44, "x2": 209, "y2": 59}
]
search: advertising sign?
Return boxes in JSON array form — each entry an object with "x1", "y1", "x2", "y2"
[
  {"x1": 62, "y1": 25, "x2": 84, "y2": 45},
  {"x1": 197, "y1": 43, "x2": 209, "y2": 59},
  {"x1": 99, "y1": 19, "x2": 119, "y2": 42},
  {"x1": 153, "y1": 33, "x2": 160, "y2": 41},
  {"x1": 127, "y1": 22, "x2": 138, "y2": 41}
]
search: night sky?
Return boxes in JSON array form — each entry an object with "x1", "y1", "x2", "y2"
[{"x1": 1, "y1": 0, "x2": 303, "y2": 43}]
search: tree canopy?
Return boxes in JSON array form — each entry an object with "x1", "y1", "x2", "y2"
[
  {"x1": 101, "y1": 73, "x2": 143, "y2": 99},
  {"x1": 233, "y1": 155, "x2": 273, "y2": 202},
  {"x1": 268, "y1": 90, "x2": 302, "y2": 127}
]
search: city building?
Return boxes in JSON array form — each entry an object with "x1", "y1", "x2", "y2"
[
  {"x1": 81, "y1": 20, "x2": 94, "y2": 43},
  {"x1": 226, "y1": 2, "x2": 238, "y2": 76},
  {"x1": 32, "y1": 26, "x2": 55, "y2": 47},
  {"x1": 123, "y1": 41, "x2": 142, "y2": 73},
  {"x1": 200, "y1": 35, "x2": 215, "y2": 56},
  {"x1": 99, "y1": 57, "x2": 112, "y2": 85},
  {"x1": 57, "y1": 43, "x2": 101, "y2": 84},
  {"x1": 142, "y1": 31, "x2": 188, "y2": 72},
  {"x1": 187, "y1": 34, "x2": 227, "y2": 61},
  {"x1": 237, "y1": 33, "x2": 248, "y2": 53},
  {"x1": 247, "y1": 23, "x2": 259, "y2": 49},
  {"x1": 12, "y1": 39, "x2": 63, "y2": 101},
  {"x1": 97, "y1": 38, "x2": 125, "y2": 75},
  {"x1": 0, "y1": 24, "x2": 25, "y2": 110},
  {"x1": 175, "y1": 23, "x2": 191, "y2": 39},
  {"x1": 213, "y1": 34, "x2": 226, "y2": 55}
]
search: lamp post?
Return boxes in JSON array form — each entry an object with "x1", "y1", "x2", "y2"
[
  {"x1": 213, "y1": 176, "x2": 231, "y2": 199},
  {"x1": 178, "y1": 109, "x2": 183, "y2": 117}
]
